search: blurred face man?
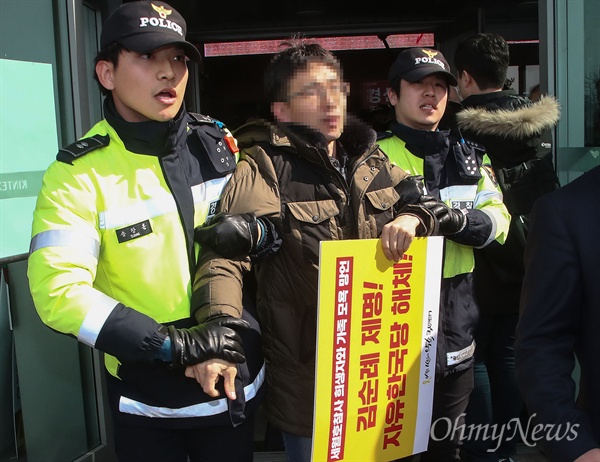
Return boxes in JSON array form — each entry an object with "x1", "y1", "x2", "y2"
[
  {"x1": 96, "y1": 44, "x2": 189, "y2": 123},
  {"x1": 272, "y1": 61, "x2": 348, "y2": 156},
  {"x1": 387, "y1": 74, "x2": 449, "y2": 131}
]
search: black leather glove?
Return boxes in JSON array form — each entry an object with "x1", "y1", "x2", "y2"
[
  {"x1": 396, "y1": 175, "x2": 425, "y2": 204},
  {"x1": 168, "y1": 315, "x2": 250, "y2": 366},
  {"x1": 419, "y1": 195, "x2": 467, "y2": 235},
  {"x1": 194, "y1": 213, "x2": 258, "y2": 258}
]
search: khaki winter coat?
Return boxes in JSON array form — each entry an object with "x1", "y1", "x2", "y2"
[{"x1": 192, "y1": 117, "x2": 435, "y2": 436}]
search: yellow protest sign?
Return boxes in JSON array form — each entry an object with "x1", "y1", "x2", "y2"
[{"x1": 313, "y1": 237, "x2": 443, "y2": 461}]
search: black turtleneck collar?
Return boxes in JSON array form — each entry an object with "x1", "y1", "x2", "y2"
[
  {"x1": 389, "y1": 120, "x2": 450, "y2": 159},
  {"x1": 279, "y1": 114, "x2": 376, "y2": 160},
  {"x1": 389, "y1": 120, "x2": 452, "y2": 200},
  {"x1": 103, "y1": 96, "x2": 187, "y2": 157},
  {"x1": 280, "y1": 122, "x2": 330, "y2": 153}
]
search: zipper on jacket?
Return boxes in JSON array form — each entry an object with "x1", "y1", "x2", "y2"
[
  {"x1": 158, "y1": 155, "x2": 196, "y2": 281},
  {"x1": 310, "y1": 144, "x2": 350, "y2": 189}
]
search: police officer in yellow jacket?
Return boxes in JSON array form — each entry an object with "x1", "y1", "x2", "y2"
[
  {"x1": 27, "y1": 2, "x2": 267, "y2": 461},
  {"x1": 377, "y1": 48, "x2": 510, "y2": 462}
]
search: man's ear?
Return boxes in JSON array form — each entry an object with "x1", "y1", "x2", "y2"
[
  {"x1": 96, "y1": 60, "x2": 115, "y2": 91},
  {"x1": 459, "y1": 70, "x2": 475, "y2": 89},
  {"x1": 386, "y1": 87, "x2": 399, "y2": 106},
  {"x1": 271, "y1": 101, "x2": 290, "y2": 123}
]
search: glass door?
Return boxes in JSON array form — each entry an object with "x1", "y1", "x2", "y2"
[{"x1": 549, "y1": 0, "x2": 600, "y2": 183}]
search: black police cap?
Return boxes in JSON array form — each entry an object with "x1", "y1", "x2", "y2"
[
  {"x1": 100, "y1": 1, "x2": 201, "y2": 62},
  {"x1": 388, "y1": 48, "x2": 457, "y2": 87}
]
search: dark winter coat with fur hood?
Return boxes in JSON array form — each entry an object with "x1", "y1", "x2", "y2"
[{"x1": 456, "y1": 90, "x2": 561, "y2": 314}]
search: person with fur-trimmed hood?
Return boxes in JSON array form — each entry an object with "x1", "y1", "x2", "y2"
[{"x1": 453, "y1": 32, "x2": 561, "y2": 462}]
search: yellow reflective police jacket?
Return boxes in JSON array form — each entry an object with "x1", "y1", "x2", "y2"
[
  {"x1": 378, "y1": 124, "x2": 510, "y2": 376},
  {"x1": 27, "y1": 103, "x2": 264, "y2": 425}
]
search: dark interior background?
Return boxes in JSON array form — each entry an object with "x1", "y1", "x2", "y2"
[{"x1": 126, "y1": 0, "x2": 542, "y2": 130}]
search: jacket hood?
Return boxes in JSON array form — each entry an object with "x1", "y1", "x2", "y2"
[
  {"x1": 338, "y1": 115, "x2": 378, "y2": 157},
  {"x1": 456, "y1": 95, "x2": 560, "y2": 140},
  {"x1": 232, "y1": 118, "x2": 275, "y2": 148}
]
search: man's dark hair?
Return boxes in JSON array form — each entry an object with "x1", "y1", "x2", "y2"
[
  {"x1": 263, "y1": 37, "x2": 343, "y2": 103},
  {"x1": 389, "y1": 79, "x2": 402, "y2": 98},
  {"x1": 454, "y1": 33, "x2": 510, "y2": 90},
  {"x1": 93, "y1": 42, "x2": 125, "y2": 96},
  {"x1": 389, "y1": 75, "x2": 402, "y2": 96}
]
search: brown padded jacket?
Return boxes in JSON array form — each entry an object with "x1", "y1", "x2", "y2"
[{"x1": 192, "y1": 116, "x2": 436, "y2": 436}]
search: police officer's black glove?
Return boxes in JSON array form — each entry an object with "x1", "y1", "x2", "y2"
[
  {"x1": 419, "y1": 195, "x2": 467, "y2": 235},
  {"x1": 167, "y1": 315, "x2": 250, "y2": 367},
  {"x1": 194, "y1": 213, "x2": 258, "y2": 258},
  {"x1": 195, "y1": 212, "x2": 282, "y2": 261},
  {"x1": 396, "y1": 175, "x2": 425, "y2": 205}
]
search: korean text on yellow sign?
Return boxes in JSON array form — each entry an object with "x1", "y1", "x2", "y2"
[{"x1": 313, "y1": 237, "x2": 443, "y2": 461}]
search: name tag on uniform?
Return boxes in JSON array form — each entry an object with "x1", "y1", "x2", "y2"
[
  {"x1": 451, "y1": 200, "x2": 474, "y2": 210},
  {"x1": 116, "y1": 220, "x2": 153, "y2": 243},
  {"x1": 205, "y1": 200, "x2": 220, "y2": 222}
]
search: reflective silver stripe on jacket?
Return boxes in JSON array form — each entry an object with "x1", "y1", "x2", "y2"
[
  {"x1": 98, "y1": 176, "x2": 232, "y2": 230},
  {"x1": 440, "y1": 184, "x2": 478, "y2": 206},
  {"x1": 191, "y1": 175, "x2": 232, "y2": 205},
  {"x1": 446, "y1": 340, "x2": 476, "y2": 366},
  {"x1": 29, "y1": 229, "x2": 100, "y2": 259},
  {"x1": 118, "y1": 363, "x2": 266, "y2": 418},
  {"x1": 439, "y1": 184, "x2": 501, "y2": 248},
  {"x1": 477, "y1": 209, "x2": 499, "y2": 249},
  {"x1": 78, "y1": 292, "x2": 120, "y2": 347},
  {"x1": 475, "y1": 188, "x2": 503, "y2": 207},
  {"x1": 28, "y1": 231, "x2": 118, "y2": 347},
  {"x1": 98, "y1": 192, "x2": 177, "y2": 230},
  {"x1": 439, "y1": 184, "x2": 502, "y2": 208}
]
